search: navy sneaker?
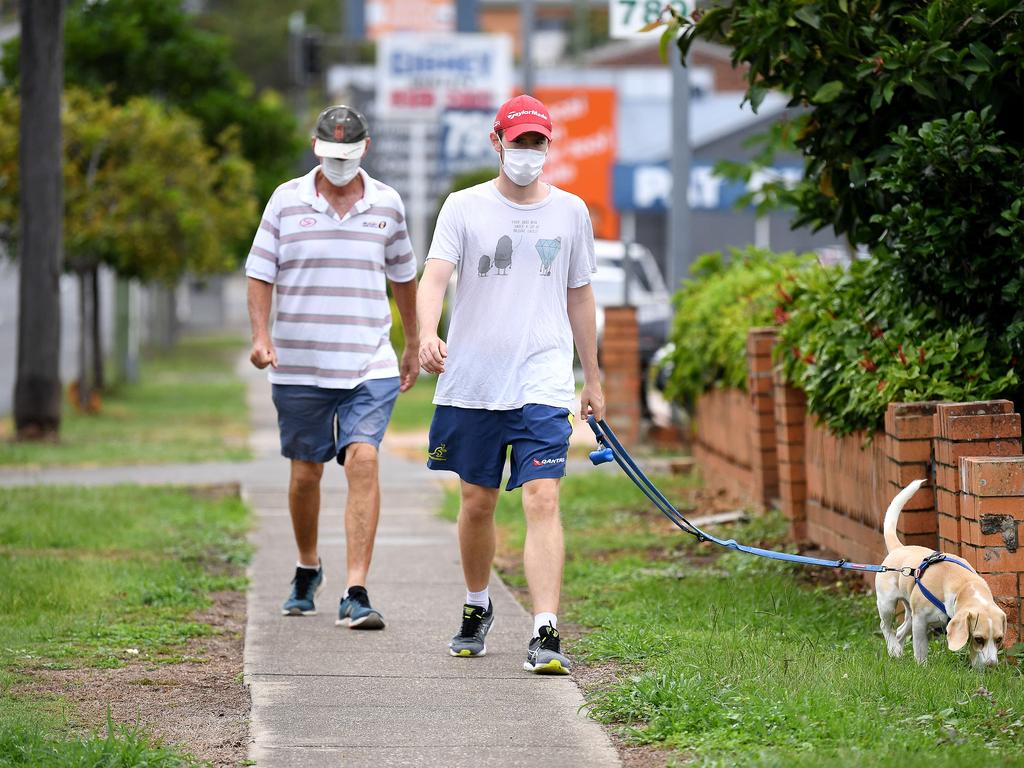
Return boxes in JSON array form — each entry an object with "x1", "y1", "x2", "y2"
[
  {"x1": 523, "y1": 624, "x2": 571, "y2": 675},
  {"x1": 281, "y1": 562, "x2": 325, "y2": 616},
  {"x1": 336, "y1": 586, "x2": 385, "y2": 629}
]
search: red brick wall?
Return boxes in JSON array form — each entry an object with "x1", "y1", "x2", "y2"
[
  {"x1": 602, "y1": 306, "x2": 641, "y2": 447},
  {"x1": 689, "y1": 331, "x2": 1024, "y2": 625},
  {"x1": 693, "y1": 387, "x2": 754, "y2": 502},
  {"x1": 959, "y1": 456, "x2": 1024, "y2": 645},
  {"x1": 885, "y1": 402, "x2": 941, "y2": 549},
  {"x1": 933, "y1": 401, "x2": 1022, "y2": 556}
]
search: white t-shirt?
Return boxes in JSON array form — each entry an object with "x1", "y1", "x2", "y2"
[{"x1": 426, "y1": 180, "x2": 596, "y2": 410}]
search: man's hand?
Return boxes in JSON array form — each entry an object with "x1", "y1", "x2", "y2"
[
  {"x1": 399, "y1": 345, "x2": 421, "y2": 392},
  {"x1": 579, "y1": 381, "x2": 605, "y2": 422},
  {"x1": 418, "y1": 334, "x2": 448, "y2": 375},
  {"x1": 250, "y1": 336, "x2": 277, "y2": 369}
]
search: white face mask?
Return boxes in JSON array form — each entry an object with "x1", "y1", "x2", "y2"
[
  {"x1": 321, "y1": 157, "x2": 360, "y2": 187},
  {"x1": 500, "y1": 143, "x2": 546, "y2": 186}
]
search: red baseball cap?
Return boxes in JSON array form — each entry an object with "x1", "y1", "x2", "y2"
[{"x1": 493, "y1": 95, "x2": 553, "y2": 141}]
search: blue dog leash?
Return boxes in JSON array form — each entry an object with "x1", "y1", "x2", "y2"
[{"x1": 587, "y1": 416, "x2": 914, "y2": 576}]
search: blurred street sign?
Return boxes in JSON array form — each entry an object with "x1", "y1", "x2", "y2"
[
  {"x1": 439, "y1": 109, "x2": 495, "y2": 174},
  {"x1": 366, "y1": 0, "x2": 455, "y2": 39},
  {"x1": 609, "y1": 0, "x2": 689, "y2": 40},
  {"x1": 534, "y1": 87, "x2": 618, "y2": 239},
  {"x1": 614, "y1": 162, "x2": 803, "y2": 211},
  {"x1": 376, "y1": 33, "x2": 511, "y2": 118}
]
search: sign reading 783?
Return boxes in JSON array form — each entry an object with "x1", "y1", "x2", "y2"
[{"x1": 608, "y1": 0, "x2": 689, "y2": 39}]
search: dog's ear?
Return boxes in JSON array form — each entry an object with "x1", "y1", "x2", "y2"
[{"x1": 947, "y1": 610, "x2": 975, "y2": 651}]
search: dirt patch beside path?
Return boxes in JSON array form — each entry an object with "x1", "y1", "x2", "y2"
[{"x1": 17, "y1": 589, "x2": 248, "y2": 767}]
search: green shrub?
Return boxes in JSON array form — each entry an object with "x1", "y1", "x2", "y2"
[
  {"x1": 870, "y1": 108, "x2": 1024, "y2": 361},
  {"x1": 665, "y1": 247, "x2": 815, "y2": 407},
  {"x1": 777, "y1": 257, "x2": 1019, "y2": 435}
]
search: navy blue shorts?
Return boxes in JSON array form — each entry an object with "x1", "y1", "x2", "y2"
[
  {"x1": 271, "y1": 378, "x2": 400, "y2": 464},
  {"x1": 426, "y1": 404, "x2": 574, "y2": 491}
]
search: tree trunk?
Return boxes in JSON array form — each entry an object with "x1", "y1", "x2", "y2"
[
  {"x1": 91, "y1": 265, "x2": 104, "y2": 391},
  {"x1": 14, "y1": 0, "x2": 64, "y2": 439}
]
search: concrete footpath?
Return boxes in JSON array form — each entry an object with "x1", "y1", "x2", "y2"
[
  {"x1": 241, "y1": 366, "x2": 621, "y2": 767},
  {"x1": 0, "y1": 359, "x2": 622, "y2": 767}
]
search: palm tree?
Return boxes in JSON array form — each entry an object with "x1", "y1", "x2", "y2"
[{"x1": 14, "y1": 0, "x2": 63, "y2": 439}]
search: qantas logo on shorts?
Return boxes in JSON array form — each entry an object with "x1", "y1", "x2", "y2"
[
  {"x1": 428, "y1": 443, "x2": 448, "y2": 461},
  {"x1": 532, "y1": 457, "x2": 566, "y2": 467}
]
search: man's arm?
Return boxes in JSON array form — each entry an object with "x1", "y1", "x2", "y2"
[
  {"x1": 247, "y1": 277, "x2": 277, "y2": 369},
  {"x1": 567, "y1": 283, "x2": 605, "y2": 421},
  {"x1": 417, "y1": 259, "x2": 456, "y2": 374},
  {"x1": 390, "y1": 277, "x2": 420, "y2": 392}
]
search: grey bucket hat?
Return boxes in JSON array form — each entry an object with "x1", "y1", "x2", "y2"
[{"x1": 313, "y1": 105, "x2": 369, "y2": 158}]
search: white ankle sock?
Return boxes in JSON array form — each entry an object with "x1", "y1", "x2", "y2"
[
  {"x1": 533, "y1": 612, "x2": 557, "y2": 637},
  {"x1": 466, "y1": 587, "x2": 490, "y2": 609},
  {"x1": 297, "y1": 560, "x2": 320, "y2": 570}
]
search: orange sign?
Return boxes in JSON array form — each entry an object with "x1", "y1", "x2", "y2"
[
  {"x1": 534, "y1": 87, "x2": 618, "y2": 239},
  {"x1": 366, "y1": 0, "x2": 454, "y2": 40}
]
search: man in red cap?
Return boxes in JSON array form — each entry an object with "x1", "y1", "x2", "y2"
[{"x1": 417, "y1": 94, "x2": 604, "y2": 674}]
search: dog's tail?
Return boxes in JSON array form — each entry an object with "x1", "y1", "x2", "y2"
[{"x1": 883, "y1": 478, "x2": 927, "y2": 552}]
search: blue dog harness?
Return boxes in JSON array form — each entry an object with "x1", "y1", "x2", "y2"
[{"x1": 912, "y1": 551, "x2": 975, "y2": 618}]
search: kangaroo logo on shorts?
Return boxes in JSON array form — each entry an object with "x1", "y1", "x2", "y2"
[
  {"x1": 532, "y1": 457, "x2": 566, "y2": 467},
  {"x1": 428, "y1": 443, "x2": 449, "y2": 461}
]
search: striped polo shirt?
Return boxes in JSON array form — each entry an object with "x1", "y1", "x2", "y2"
[{"x1": 244, "y1": 166, "x2": 416, "y2": 389}]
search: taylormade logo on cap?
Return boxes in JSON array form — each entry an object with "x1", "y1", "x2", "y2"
[{"x1": 507, "y1": 109, "x2": 549, "y2": 120}]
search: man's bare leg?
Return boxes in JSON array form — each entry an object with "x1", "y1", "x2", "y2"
[
  {"x1": 289, "y1": 459, "x2": 324, "y2": 565},
  {"x1": 458, "y1": 481, "x2": 500, "y2": 591},
  {"x1": 521, "y1": 478, "x2": 563, "y2": 615},
  {"x1": 343, "y1": 442, "x2": 381, "y2": 588}
]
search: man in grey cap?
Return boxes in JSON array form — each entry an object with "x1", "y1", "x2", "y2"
[{"x1": 245, "y1": 105, "x2": 419, "y2": 629}]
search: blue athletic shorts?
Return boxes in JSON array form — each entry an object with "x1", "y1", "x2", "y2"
[
  {"x1": 426, "y1": 404, "x2": 574, "y2": 491},
  {"x1": 271, "y1": 377, "x2": 400, "y2": 464}
]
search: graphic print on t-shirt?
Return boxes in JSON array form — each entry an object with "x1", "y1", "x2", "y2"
[
  {"x1": 478, "y1": 234, "x2": 514, "y2": 278},
  {"x1": 494, "y1": 235, "x2": 513, "y2": 275},
  {"x1": 535, "y1": 236, "x2": 562, "y2": 276}
]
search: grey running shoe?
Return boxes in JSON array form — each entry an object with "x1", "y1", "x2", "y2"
[
  {"x1": 335, "y1": 586, "x2": 385, "y2": 629},
  {"x1": 449, "y1": 601, "x2": 495, "y2": 657},
  {"x1": 523, "y1": 623, "x2": 570, "y2": 674},
  {"x1": 281, "y1": 562, "x2": 325, "y2": 616}
]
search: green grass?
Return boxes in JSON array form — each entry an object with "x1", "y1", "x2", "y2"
[
  {"x1": 443, "y1": 474, "x2": 1024, "y2": 766},
  {"x1": 0, "y1": 484, "x2": 250, "y2": 765},
  {"x1": 388, "y1": 374, "x2": 438, "y2": 433},
  {"x1": 0, "y1": 334, "x2": 250, "y2": 468}
]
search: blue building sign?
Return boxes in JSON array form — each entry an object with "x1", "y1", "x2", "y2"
[{"x1": 613, "y1": 162, "x2": 802, "y2": 212}]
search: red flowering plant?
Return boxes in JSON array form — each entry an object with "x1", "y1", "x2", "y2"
[{"x1": 777, "y1": 257, "x2": 1018, "y2": 436}]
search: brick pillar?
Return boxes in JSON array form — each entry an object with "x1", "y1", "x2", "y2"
[
  {"x1": 747, "y1": 327, "x2": 778, "y2": 510},
  {"x1": 959, "y1": 456, "x2": 1024, "y2": 646},
  {"x1": 602, "y1": 306, "x2": 641, "y2": 447},
  {"x1": 933, "y1": 401, "x2": 1022, "y2": 556},
  {"x1": 773, "y1": 369, "x2": 807, "y2": 540},
  {"x1": 884, "y1": 402, "x2": 941, "y2": 549}
]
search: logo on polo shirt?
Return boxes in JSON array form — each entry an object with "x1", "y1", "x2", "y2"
[
  {"x1": 532, "y1": 457, "x2": 566, "y2": 467},
  {"x1": 362, "y1": 220, "x2": 387, "y2": 229},
  {"x1": 299, "y1": 217, "x2": 316, "y2": 227}
]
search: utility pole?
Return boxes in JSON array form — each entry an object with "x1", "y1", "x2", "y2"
[
  {"x1": 666, "y1": 41, "x2": 692, "y2": 295},
  {"x1": 14, "y1": 0, "x2": 63, "y2": 439},
  {"x1": 521, "y1": 0, "x2": 535, "y2": 94}
]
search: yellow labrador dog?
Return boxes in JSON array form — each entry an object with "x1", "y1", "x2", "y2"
[{"x1": 876, "y1": 479, "x2": 1006, "y2": 669}]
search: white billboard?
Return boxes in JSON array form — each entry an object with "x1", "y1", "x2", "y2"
[{"x1": 376, "y1": 33, "x2": 512, "y2": 118}]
